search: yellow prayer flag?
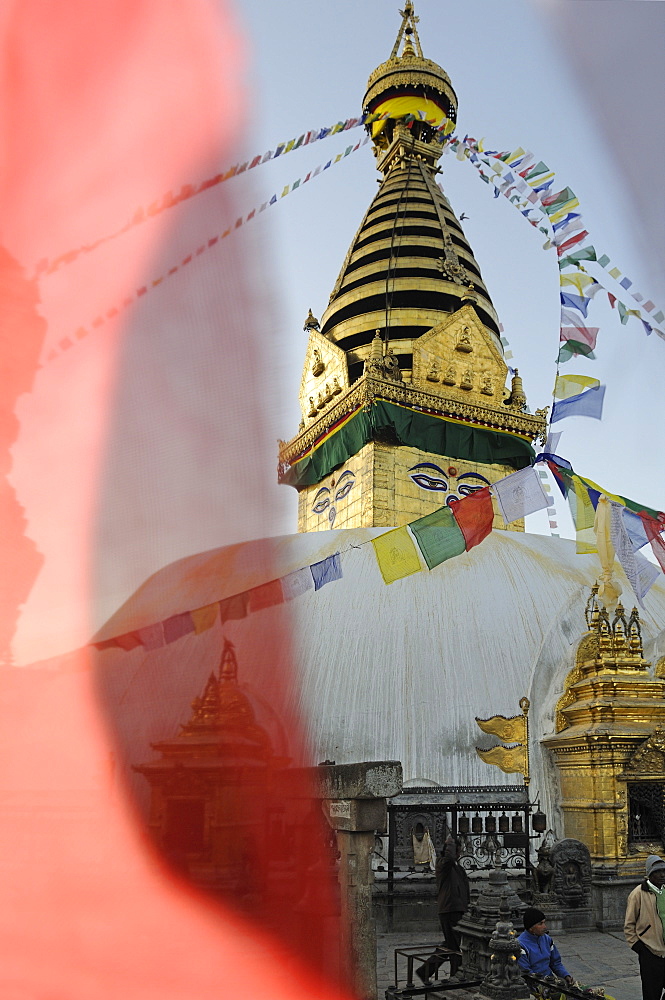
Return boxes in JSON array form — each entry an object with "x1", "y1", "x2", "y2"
[
  {"x1": 572, "y1": 475, "x2": 597, "y2": 554},
  {"x1": 371, "y1": 526, "x2": 422, "y2": 585},
  {"x1": 506, "y1": 146, "x2": 526, "y2": 164},
  {"x1": 475, "y1": 713, "x2": 526, "y2": 744},
  {"x1": 554, "y1": 373, "x2": 600, "y2": 400},
  {"x1": 559, "y1": 273, "x2": 596, "y2": 297},
  {"x1": 549, "y1": 199, "x2": 580, "y2": 223},
  {"x1": 475, "y1": 744, "x2": 525, "y2": 775},
  {"x1": 191, "y1": 603, "x2": 218, "y2": 634}
]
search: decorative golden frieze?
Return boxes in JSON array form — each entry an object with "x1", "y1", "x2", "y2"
[{"x1": 279, "y1": 373, "x2": 547, "y2": 465}]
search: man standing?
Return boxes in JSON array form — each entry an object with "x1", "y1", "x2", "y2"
[
  {"x1": 624, "y1": 854, "x2": 665, "y2": 1000},
  {"x1": 416, "y1": 835, "x2": 470, "y2": 984}
]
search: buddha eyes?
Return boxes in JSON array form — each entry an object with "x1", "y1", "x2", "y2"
[
  {"x1": 311, "y1": 473, "x2": 356, "y2": 516},
  {"x1": 312, "y1": 492, "x2": 330, "y2": 514},
  {"x1": 334, "y1": 479, "x2": 355, "y2": 501},
  {"x1": 409, "y1": 473, "x2": 448, "y2": 492},
  {"x1": 458, "y1": 482, "x2": 486, "y2": 496}
]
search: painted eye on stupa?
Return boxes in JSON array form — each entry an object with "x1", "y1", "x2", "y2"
[
  {"x1": 455, "y1": 473, "x2": 491, "y2": 496},
  {"x1": 334, "y1": 470, "x2": 356, "y2": 502},
  {"x1": 311, "y1": 487, "x2": 331, "y2": 514},
  {"x1": 408, "y1": 462, "x2": 449, "y2": 492}
]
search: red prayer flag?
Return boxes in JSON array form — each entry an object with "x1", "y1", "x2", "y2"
[
  {"x1": 640, "y1": 514, "x2": 665, "y2": 573},
  {"x1": 247, "y1": 577, "x2": 284, "y2": 612},
  {"x1": 451, "y1": 487, "x2": 494, "y2": 550},
  {"x1": 556, "y1": 230, "x2": 589, "y2": 256}
]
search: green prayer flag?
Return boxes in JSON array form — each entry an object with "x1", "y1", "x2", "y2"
[
  {"x1": 557, "y1": 340, "x2": 596, "y2": 363},
  {"x1": 597, "y1": 254, "x2": 610, "y2": 268},
  {"x1": 558, "y1": 246, "x2": 597, "y2": 270},
  {"x1": 409, "y1": 506, "x2": 466, "y2": 570}
]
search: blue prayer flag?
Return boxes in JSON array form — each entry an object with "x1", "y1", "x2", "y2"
[
  {"x1": 550, "y1": 384, "x2": 605, "y2": 424},
  {"x1": 560, "y1": 291, "x2": 591, "y2": 318},
  {"x1": 310, "y1": 553, "x2": 342, "y2": 591},
  {"x1": 552, "y1": 212, "x2": 581, "y2": 232}
]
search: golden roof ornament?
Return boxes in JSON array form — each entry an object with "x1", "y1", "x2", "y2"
[{"x1": 303, "y1": 308, "x2": 320, "y2": 332}]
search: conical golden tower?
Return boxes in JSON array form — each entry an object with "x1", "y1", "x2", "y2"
[{"x1": 278, "y1": 3, "x2": 546, "y2": 532}]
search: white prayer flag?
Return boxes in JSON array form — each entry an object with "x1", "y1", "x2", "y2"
[
  {"x1": 491, "y1": 466, "x2": 551, "y2": 524},
  {"x1": 281, "y1": 566, "x2": 313, "y2": 601},
  {"x1": 610, "y1": 502, "x2": 659, "y2": 607}
]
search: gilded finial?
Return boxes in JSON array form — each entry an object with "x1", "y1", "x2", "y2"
[
  {"x1": 304, "y1": 308, "x2": 320, "y2": 332},
  {"x1": 391, "y1": 3, "x2": 424, "y2": 60}
]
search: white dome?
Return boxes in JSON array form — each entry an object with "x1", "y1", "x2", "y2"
[{"x1": 94, "y1": 527, "x2": 665, "y2": 830}]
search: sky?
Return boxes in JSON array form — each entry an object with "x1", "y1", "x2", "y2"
[
  {"x1": 234, "y1": 0, "x2": 665, "y2": 534},
  {"x1": 7, "y1": 0, "x2": 665, "y2": 662}
]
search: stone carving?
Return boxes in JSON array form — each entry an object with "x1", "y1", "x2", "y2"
[
  {"x1": 442, "y1": 364, "x2": 456, "y2": 386},
  {"x1": 308, "y1": 397, "x2": 317, "y2": 418},
  {"x1": 460, "y1": 369, "x2": 473, "y2": 391},
  {"x1": 332, "y1": 377, "x2": 342, "y2": 394},
  {"x1": 461, "y1": 868, "x2": 524, "y2": 979},
  {"x1": 481, "y1": 374, "x2": 494, "y2": 396},
  {"x1": 456, "y1": 326, "x2": 473, "y2": 353},
  {"x1": 316, "y1": 392, "x2": 325, "y2": 410},
  {"x1": 550, "y1": 839, "x2": 591, "y2": 909},
  {"x1": 533, "y1": 843, "x2": 554, "y2": 895},
  {"x1": 312, "y1": 348, "x2": 325, "y2": 377},
  {"x1": 437, "y1": 231, "x2": 468, "y2": 285},
  {"x1": 426, "y1": 362, "x2": 440, "y2": 382},
  {"x1": 479, "y1": 905, "x2": 530, "y2": 999}
]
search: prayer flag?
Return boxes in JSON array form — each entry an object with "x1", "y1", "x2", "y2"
[
  {"x1": 191, "y1": 603, "x2": 218, "y2": 634},
  {"x1": 638, "y1": 515, "x2": 665, "y2": 574},
  {"x1": 115, "y1": 631, "x2": 142, "y2": 651},
  {"x1": 491, "y1": 467, "x2": 550, "y2": 524},
  {"x1": 281, "y1": 566, "x2": 314, "y2": 601},
  {"x1": 219, "y1": 591, "x2": 249, "y2": 624},
  {"x1": 163, "y1": 611, "x2": 195, "y2": 644},
  {"x1": 556, "y1": 231, "x2": 589, "y2": 257},
  {"x1": 542, "y1": 186, "x2": 576, "y2": 208},
  {"x1": 551, "y1": 384, "x2": 605, "y2": 423},
  {"x1": 558, "y1": 245, "x2": 597, "y2": 270},
  {"x1": 552, "y1": 212, "x2": 581, "y2": 232},
  {"x1": 560, "y1": 291, "x2": 592, "y2": 317},
  {"x1": 610, "y1": 502, "x2": 658, "y2": 607},
  {"x1": 136, "y1": 622, "x2": 165, "y2": 650},
  {"x1": 310, "y1": 553, "x2": 342, "y2": 591},
  {"x1": 554, "y1": 374, "x2": 600, "y2": 399},
  {"x1": 248, "y1": 579, "x2": 284, "y2": 611},
  {"x1": 409, "y1": 506, "x2": 466, "y2": 570},
  {"x1": 568, "y1": 474, "x2": 598, "y2": 554},
  {"x1": 451, "y1": 488, "x2": 494, "y2": 550},
  {"x1": 372, "y1": 527, "x2": 422, "y2": 584},
  {"x1": 475, "y1": 744, "x2": 525, "y2": 775},
  {"x1": 560, "y1": 272, "x2": 598, "y2": 296},
  {"x1": 544, "y1": 431, "x2": 561, "y2": 455}
]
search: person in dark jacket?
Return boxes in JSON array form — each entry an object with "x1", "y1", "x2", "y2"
[
  {"x1": 624, "y1": 854, "x2": 665, "y2": 1000},
  {"x1": 517, "y1": 907, "x2": 574, "y2": 985},
  {"x1": 416, "y1": 835, "x2": 470, "y2": 984}
]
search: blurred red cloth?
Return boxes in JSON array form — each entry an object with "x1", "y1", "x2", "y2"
[{"x1": 0, "y1": 3, "x2": 350, "y2": 997}]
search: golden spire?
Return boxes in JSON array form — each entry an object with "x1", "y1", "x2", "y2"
[{"x1": 390, "y1": 3, "x2": 424, "y2": 60}]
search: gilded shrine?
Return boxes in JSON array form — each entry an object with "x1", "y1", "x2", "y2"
[{"x1": 544, "y1": 587, "x2": 665, "y2": 877}]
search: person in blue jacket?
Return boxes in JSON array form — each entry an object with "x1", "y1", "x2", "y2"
[{"x1": 517, "y1": 907, "x2": 575, "y2": 985}]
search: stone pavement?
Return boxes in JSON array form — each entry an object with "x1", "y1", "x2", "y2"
[{"x1": 377, "y1": 929, "x2": 642, "y2": 1000}]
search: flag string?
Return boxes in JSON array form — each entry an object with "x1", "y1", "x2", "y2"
[
  {"x1": 91, "y1": 463, "x2": 665, "y2": 653},
  {"x1": 44, "y1": 137, "x2": 370, "y2": 365},
  {"x1": 33, "y1": 115, "x2": 368, "y2": 280},
  {"x1": 445, "y1": 137, "x2": 665, "y2": 353}
]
